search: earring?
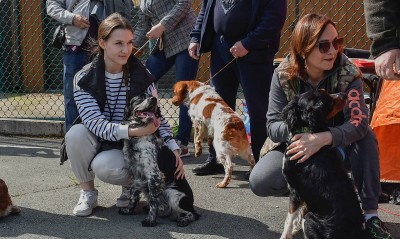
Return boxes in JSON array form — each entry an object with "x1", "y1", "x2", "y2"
[{"x1": 303, "y1": 58, "x2": 308, "y2": 69}]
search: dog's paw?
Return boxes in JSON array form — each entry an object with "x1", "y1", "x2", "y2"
[
  {"x1": 176, "y1": 212, "x2": 196, "y2": 227},
  {"x1": 11, "y1": 206, "x2": 21, "y2": 215},
  {"x1": 177, "y1": 218, "x2": 190, "y2": 227},
  {"x1": 215, "y1": 181, "x2": 228, "y2": 188},
  {"x1": 194, "y1": 148, "x2": 202, "y2": 157},
  {"x1": 141, "y1": 218, "x2": 157, "y2": 227},
  {"x1": 215, "y1": 182, "x2": 226, "y2": 188},
  {"x1": 118, "y1": 207, "x2": 134, "y2": 215}
]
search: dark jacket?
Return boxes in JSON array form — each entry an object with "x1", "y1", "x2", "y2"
[
  {"x1": 190, "y1": 0, "x2": 287, "y2": 62},
  {"x1": 78, "y1": 54, "x2": 154, "y2": 112},
  {"x1": 364, "y1": 0, "x2": 400, "y2": 58}
]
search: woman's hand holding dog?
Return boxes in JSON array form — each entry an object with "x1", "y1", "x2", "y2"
[
  {"x1": 173, "y1": 150, "x2": 185, "y2": 179},
  {"x1": 287, "y1": 132, "x2": 333, "y2": 163}
]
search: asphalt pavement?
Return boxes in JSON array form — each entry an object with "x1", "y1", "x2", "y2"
[{"x1": 0, "y1": 135, "x2": 399, "y2": 239}]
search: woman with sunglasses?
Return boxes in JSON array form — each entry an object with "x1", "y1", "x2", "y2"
[{"x1": 249, "y1": 13, "x2": 393, "y2": 238}]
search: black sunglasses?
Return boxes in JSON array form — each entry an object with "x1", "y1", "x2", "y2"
[{"x1": 316, "y1": 37, "x2": 344, "y2": 54}]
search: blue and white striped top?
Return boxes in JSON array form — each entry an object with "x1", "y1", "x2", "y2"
[{"x1": 73, "y1": 69, "x2": 179, "y2": 152}]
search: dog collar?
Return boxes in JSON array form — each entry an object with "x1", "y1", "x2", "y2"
[{"x1": 294, "y1": 127, "x2": 311, "y2": 134}]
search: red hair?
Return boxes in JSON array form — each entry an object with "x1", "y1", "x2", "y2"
[{"x1": 286, "y1": 13, "x2": 343, "y2": 81}]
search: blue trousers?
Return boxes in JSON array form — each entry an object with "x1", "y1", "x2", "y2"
[
  {"x1": 146, "y1": 49, "x2": 199, "y2": 146},
  {"x1": 63, "y1": 50, "x2": 89, "y2": 132},
  {"x1": 206, "y1": 35, "x2": 274, "y2": 163}
]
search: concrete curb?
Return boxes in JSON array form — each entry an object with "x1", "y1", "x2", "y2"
[{"x1": 0, "y1": 118, "x2": 65, "y2": 137}]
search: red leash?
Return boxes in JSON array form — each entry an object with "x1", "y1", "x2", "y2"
[{"x1": 379, "y1": 207, "x2": 400, "y2": 217}]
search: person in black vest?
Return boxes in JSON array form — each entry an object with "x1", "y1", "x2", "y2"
[
  {"x1": 188, "y1": 0, "x2": 287, "y2": 176},
  {"x1": 65, "y1": 13, "x2": 185, "y2": 217},
  {"x1": 46, "y1": 0, "x2": 133, "y2": 132}
]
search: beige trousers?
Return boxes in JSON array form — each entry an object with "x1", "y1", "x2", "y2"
[{"x1": 65, "y1": 124, "x2": 130, "y2": 185}]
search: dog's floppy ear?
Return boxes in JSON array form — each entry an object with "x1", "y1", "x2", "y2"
[
  {"x1": 171, "y1": 81, "x2": 189, "y2": 106},
  {"x1": 282, "y1": 95, "x2": 302, "y2": 134},
  {"x1": 326, "y1": 92, "x2": 347, "y2": 119}
]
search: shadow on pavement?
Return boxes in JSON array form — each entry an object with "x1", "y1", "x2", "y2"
[{"x1": 0, "y1": 206, "x2": 281, "y2": 239}]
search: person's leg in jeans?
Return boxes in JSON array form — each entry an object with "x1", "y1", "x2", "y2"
[
  {"x1": 63, "y1": 50, "x2": 89, "y2": 132},
  {"x1": 145, "y1": 50, "x2": 175, "y2": 83},
  {"x1": 174, "y1": 50, "x2": 199, "y2": 156},
  {"x1": 192, "y1": 35, "x2": 238, "y2": 175}
]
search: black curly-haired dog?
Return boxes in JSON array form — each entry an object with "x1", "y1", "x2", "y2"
[
  {"x1": 280, "y1": 90, "x2": 367, "y2": 239},
  {"x1": 120, "y1": 93, "x2": 199, "y2": 227}
]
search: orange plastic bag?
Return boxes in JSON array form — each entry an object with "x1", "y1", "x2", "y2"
[{"x1": 370, "y1": 80, "x2": 400, "y2": 183}]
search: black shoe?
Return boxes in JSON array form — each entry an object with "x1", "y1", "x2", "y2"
[
  {"x1": 192, "y1": 162, "x2": 225, "y2": 175},
  {"x1": 244, "y1": 170, "x2": 251, "y2": 180},
  {"x1": 365, "y1": 216, "x2": 393, "y2": 239}
]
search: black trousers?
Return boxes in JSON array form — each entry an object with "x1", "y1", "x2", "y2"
[{"x1": 206, "y1": 35, "x2": 274, "y2": 163}]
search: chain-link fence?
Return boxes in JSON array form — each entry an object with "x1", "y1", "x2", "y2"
[{"x1": 0, "y1": 0, "x2": 370, "y2": 125}]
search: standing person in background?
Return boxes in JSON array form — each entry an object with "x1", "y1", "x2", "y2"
[
  {"x1": 133, "y1": 0, "x2": 199, "y2": 158},
  {"x1": 46, "y1": 0, "x2": 132, "y2": 131},
  {"x1": 364, "y1": 0, "x2": 399, "y2": 80},
  {"x1": 364, "y1": 0, "x2": 400, "y2": 205},
  {"x1": 188, "y1": 0, "x2": 287, "y2": 176}
]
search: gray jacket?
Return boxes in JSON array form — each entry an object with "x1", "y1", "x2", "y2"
[
  {"x1": 364, "y1": 0, "x2": 400, "y2": 58},
  {"x1": 46, "y1": 0, "x2": 132, "y2": 46},
  {"x1": 267, "y1": 54, "x2": 370, "y2": 148},
  {"x1": 134, "y1": 0, "x2": 196, "y2": 58}
]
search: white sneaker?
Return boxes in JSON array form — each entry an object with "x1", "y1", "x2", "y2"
[
  {"x1": 116, "y1": 186, "x2": 131, "y2": 208},
  {"x1": 73, "y1": 189, "x2": 98, "y2": 217}
]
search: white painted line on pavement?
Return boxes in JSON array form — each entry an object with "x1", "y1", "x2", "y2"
[{"x1": 0, "y1": 144, "x2": 58, "y2": 151}]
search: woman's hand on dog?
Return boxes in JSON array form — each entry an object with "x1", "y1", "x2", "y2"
[
  {"x1": 128, "y1": 118, "x2": 160, "y2": 137},
  {"x1": 173, "y1": 149, "x2": 185, "y2": 179},
  {"x1": 287, "y1": 132, "x2": 333, "y2": 163}
]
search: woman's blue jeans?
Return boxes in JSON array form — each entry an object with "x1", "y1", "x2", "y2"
[
  {"x1": 63, "y1": 50, "x2": 89, "y2": 132},
  {"x1": 146, "y1": 49, "x2": 199, "y2": 146}
]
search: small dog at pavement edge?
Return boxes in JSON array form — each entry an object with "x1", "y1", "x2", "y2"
[{"x1": 0, "y1": 178, "x2": 21, "y2": 218}]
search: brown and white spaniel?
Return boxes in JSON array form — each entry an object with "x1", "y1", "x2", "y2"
[
  {"x1": 0, "y1": 178, "x2": 21, "y2": 218},
  {"x1": 172, "y1": 81, "x2": 255, "y2": 188}
]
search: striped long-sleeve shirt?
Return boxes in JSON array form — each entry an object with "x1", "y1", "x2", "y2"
[{"x1": 73, "y1": 69, "x2": 179, "y2": 152}]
